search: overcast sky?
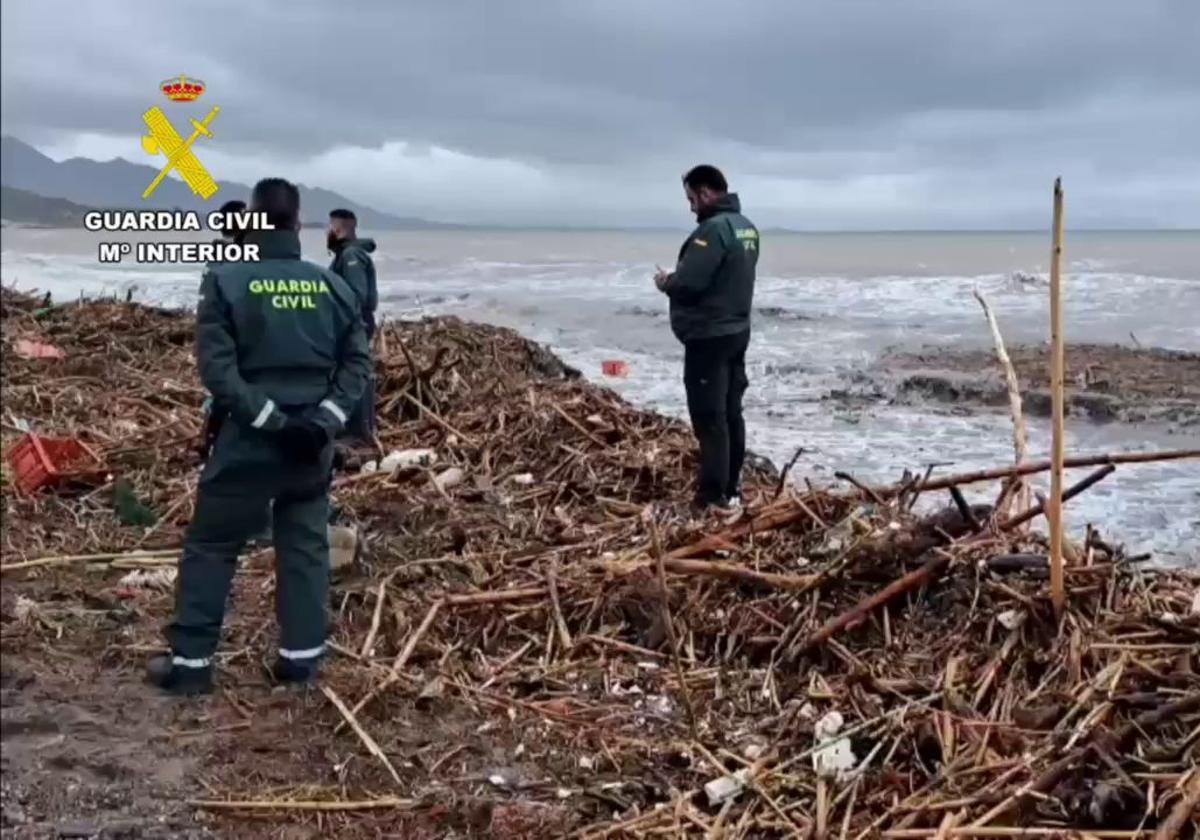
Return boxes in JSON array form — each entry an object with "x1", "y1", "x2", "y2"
[{"x1": 2, "y1": 0, "x2": 1198, "y2": 229}]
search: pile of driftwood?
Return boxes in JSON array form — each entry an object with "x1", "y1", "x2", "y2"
[{"x1": 2, "y1": 290, "x2": 1198, "y2": 838}]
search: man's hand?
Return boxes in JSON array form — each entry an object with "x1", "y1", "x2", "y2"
[
  {"x1": 276, "y1": 417, "x2": 330, "y2": 464},
  {"x1": 654, "y1": 265, "x2": 672, "y2": 292}
]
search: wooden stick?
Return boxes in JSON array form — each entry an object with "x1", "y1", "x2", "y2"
[
  {"x1": 575, "y1": 693, "x2": 942, "y2": 840},
  {"x1": 667, "y1": 495, "x2": 828, "y2": 559},
  {"x1": 884, "y1": 830, "x2": 1153, "y2": 839},
  {"x1": 1048, "y1": 176, "x2": 1066, "y2": 614},
  {"x1": 359, "y1": 579, "x2": 388, "y2": 658},
  {"x1": 401, "y1": 390, "x2": 475, "y2": 445},
  {"x1": 816, "y1": 778, "x2": 829, "y2": 840},
  {"x1": 1154, "y1": 768, "x2": 1200, "y2": 840},
  {"x1": 134, "y1": 485, "x2": 195, "y2": 547},
  {"x1": 973, "y1": 290, "x2": 1029, "y2": 519},
  {"x1": 1, "y1": 549, "x2": 181, "y2": 573},
  {"x1": 321, "y1": 685, "x2": 403, "y2": 787},
  {"x1": 551, "y1": 402, "x2": 609, "y2": 449},
  {"x1": 998, "y1": 465, "x2": 1115, "y2": 531},
  {"x1": 188, "y1": 797, "x2": 415, "y2": 812},
  {"x1": 972, "y1": 693, "x2": 1200, "y2": 826},
  {"x1": 547, "y1": 560, "x2": 573, "y2": 652},
  {"x1": 605, "y1": 555, "x2": 818, "y2": 592},
  {"x1": 933, "y1": 810, "x2": 962, "y2": 840},
  {"x1": 388, "y1": 598, "x2": 442, "y2": 674},
  {"x1": 880, "y1": 448, "x2": 1200, "y2": 497},
  {"x1": 443, "y1": 587, "x2": 547, "y2": 606},
  {"x1": 649, "y1": 515, "x2": 699, "y2": 739},
  {"x1": 336, "y1": 600, "x2": 442, "y2": 734},
  {"x1": 660, "y1": 449, "x2": 1195, "y2": 565},
  {"x1": 792, "y1": 550, "x2": 953, "y2": 657}
]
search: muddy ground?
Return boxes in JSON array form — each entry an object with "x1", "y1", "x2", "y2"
[
  {"x1": 839, "y1": 343, "x2": 1200, "y2": 428},
  {"x1": 1, "y1": 558, "x2": 574, "y2": 840}
]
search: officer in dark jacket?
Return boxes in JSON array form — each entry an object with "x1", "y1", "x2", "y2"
[
  {"x1": 149, "y1": 178, "x2": 371, "y2": 695},
  {"x1": 327, "y1": 208, "x2": 378, "y2": 444},
  {"x1": 201, "y1": 198, "x2": 278, "y2": 545},
  {"x1": 655, "y1": 165, "x2": 758, "y2": 510}
]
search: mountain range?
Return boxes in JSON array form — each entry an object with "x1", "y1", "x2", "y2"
[{"x1": 0, "y1": 136, "x2": 450, "y2": 229}]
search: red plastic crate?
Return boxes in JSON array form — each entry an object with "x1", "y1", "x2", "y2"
[
  {"x1": 6, "y1": 433, "x2": 103, "y2": 494},
  {"x1": 601, "y1": 359, "x2": 629, "y2": 377}
]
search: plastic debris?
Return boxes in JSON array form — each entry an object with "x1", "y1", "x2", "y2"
[
  {"x1": 7, "y1": 432, "x2": 103, "y2": 495},
  {"x1": 997, "y1": 609, "x2": 1026, "y2": 631},
  {"x1": 742, "y1": 742, "x2": 766, "y2": 761},
  {"x1": 379, "y1": 449, "x2": 437, "y2": 473},
  {"x1": 13, "y1": 339, "x2": 66, "y2": 360},
  {"x1": 511, "y1": 473, "x2": 535, "y2": 485},
  {"x1": 116, "y1": 568, "x2": 177, "y2": 591},
  {"x1": 704, "y1": 769, "x2": 750, "y2": 806},
  {"x1": 434, "y1": 466, "x2": 465, "y2": 491},
  {"x1": 487, "y1": 767, "x2": 520, "y2": 788},
  {"x1": 328, "y1": 525, "x2": 358, "y2": 573},
  {"x1": 13, "y1": 596, "x2": 38, "y2": 623},
  {"x1": 647, "y1": 695, "x2": 673, "y2": 717},
  {"x1": 812, "y1": 711, "x2": 857, "y2": 781}
]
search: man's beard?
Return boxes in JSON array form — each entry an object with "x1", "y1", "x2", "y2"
[{"x1": 326, "y1": 232, "x2": 340, "y2": 251}]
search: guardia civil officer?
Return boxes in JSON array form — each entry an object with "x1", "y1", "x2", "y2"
[
  {"x1": 149, "y1": 178, "x2": 371, "y2": 694},
  {"x1": 654, "y1": 165, "x2": 759, "y2": 511},
  {"x1": 201, "y1": 197, "x2": 275, "y2": 544},
  {"x1": 327, "y1": 208, "x2": 378, "y2": 445}
]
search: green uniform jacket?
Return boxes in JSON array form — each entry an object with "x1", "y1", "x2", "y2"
[
  {"x1": 196, "y1": 229, "x2": 371, "y2": 437},
  {"x1": 662, "y1": 194, "x2": 759, "y2": 343},
  {"x1": 329, "y1": 238, "x2": 378, "y2": 336}
]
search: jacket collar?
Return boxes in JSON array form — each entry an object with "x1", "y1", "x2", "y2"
[
  {"x1": 331, "y1": 236, "x2": 376, "y2": 254},
  {"x1": 697, "y1": 192, "x2": 741, "y2": 222},
  {"x1": 246, "y1": 229, "x2": 302, "y2": 260}
]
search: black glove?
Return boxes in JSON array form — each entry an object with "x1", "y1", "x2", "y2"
[{"x1": 276, "y1": 418, "x2": 329, "y2": 464}]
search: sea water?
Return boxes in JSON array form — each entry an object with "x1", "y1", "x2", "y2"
[{"x1": 3, "y1": 227, "x2": 1197, "y2": 561}]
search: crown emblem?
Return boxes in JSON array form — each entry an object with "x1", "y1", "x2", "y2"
[{"x1": 160, "y1": 74, "x2": 205, "y2": 102}]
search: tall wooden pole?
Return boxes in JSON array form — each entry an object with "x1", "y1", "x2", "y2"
[{"x1": 1048, "y1": 178, "x2": 1066, "y2": 614}]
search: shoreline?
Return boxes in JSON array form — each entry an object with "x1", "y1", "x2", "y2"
[
  {"x1": 816, "y1": 342, "x2": 1200, "y2": 430},
  {"x1": 2, "y1": 291, "x2": 1198, "y2": 836}
]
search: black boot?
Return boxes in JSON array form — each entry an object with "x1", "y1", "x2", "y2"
[
  {"x1": 146, "y1": 654, "x2": 213, "y2": 696},
  {"x1": 271, "y1": 656, "x2": 321, "y2": 685}
]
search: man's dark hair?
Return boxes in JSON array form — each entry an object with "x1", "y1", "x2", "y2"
[
  {"x1": 682, "y1": 165, "x2": 728, "y2": 194},
  {"x1": 250, "y1": 178, "x2": 301, "y2": 230},
  {"x1": 217, "y1": 199, "x2": 246, "y2": 240},
  {"x1": 329, "y1": 208, "x2": 357, "y2": 223}
]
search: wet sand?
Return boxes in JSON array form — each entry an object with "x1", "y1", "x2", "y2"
[{"x1": 871, "y1": 343, "x2": 1200, "y2": 428}]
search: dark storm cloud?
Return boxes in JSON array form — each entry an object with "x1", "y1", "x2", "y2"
[{"x1": 2, "y1": 0, "x2": 1198, "y2": 227}]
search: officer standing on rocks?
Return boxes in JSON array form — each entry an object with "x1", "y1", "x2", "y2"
[
  {"x1": 655, "y1": 165, "x2": 759, "y2": 512},
  {"x1": 149, "y1": 178, "x2": 371, "y2": 695},
  {"x1": 327, "y1": 208, "x2": 378, "y2": 445}
]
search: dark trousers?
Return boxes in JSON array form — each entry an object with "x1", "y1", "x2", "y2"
[
  {"x1": 345, "y1": 325, "x2": 376, "y2": 445},
  {"x1": 683, "y1": 331, "x2": 750, "y2": 505},
  {"x1": 169, "y1": 421, "x2": 333, "y2": 662},
  {"x1": 345, "y1": 373, "x2": 376, "y2": 444}
]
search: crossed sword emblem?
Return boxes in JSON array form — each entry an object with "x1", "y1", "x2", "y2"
[{"x1": 140, "y1": 105, "x2": 220, "y2": 200}]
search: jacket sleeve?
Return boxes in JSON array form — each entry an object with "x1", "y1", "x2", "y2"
[
  {"x1": 312, "y1": 303, "x2": 372, "y2": 435},
  {"x1": 365, "y1": 262, "x2": 378, "y2": 321},
  {"x1": 195, "y1": 269, "x2": 287, "y2": 432},
  {"x1": 663, "y1": 224, "x2": 727, "y2": 304},
  {"x1": 340, "y1": 248, "x2": 376, "y2": 324}
]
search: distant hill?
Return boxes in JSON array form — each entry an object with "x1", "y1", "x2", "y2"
[
  {"x1": 1, "y1": 185, "x2": 91, "y2": 226},
  {"x1": 0, "y1": 135, "x2": 451, "y2": 230}
]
